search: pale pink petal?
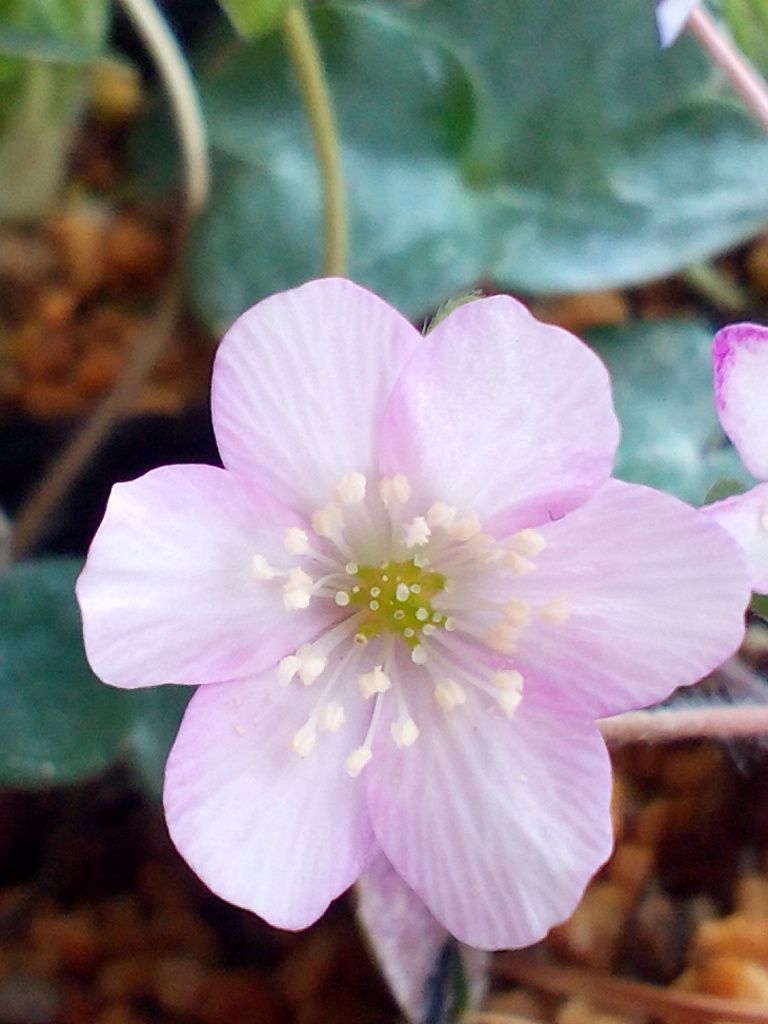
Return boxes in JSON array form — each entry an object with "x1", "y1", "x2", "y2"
[
  {"x1": 356, "y1": 854, "x2": 488, "y2": 1023},
  {"x1": 366, "y1": 684, "x2": 613, "y2": 951},
  {"x1": 713, "y1": 323, "x2": 768, "y2": 480},
  {"x1": 212, "y1": 278, "x2": 422, "y2": 514},
  {"x1": 165, "y1": 670, "x2": 377, "y2": 929},
  {"x1": 703, "y1": 483, "x2": 768, "y2": 593},
  {"x1": 656, "y1": 0, "x2": 698, "y2": 46},
  {"x1": 77, "y1": 465, "x2": 334, "y2": 689},
  {"x1": 378, "y1": 296, "x2": 619, "y2": 534},
  {"x1": 507, "y1": 480, "x2": 749, "y2": 717}
]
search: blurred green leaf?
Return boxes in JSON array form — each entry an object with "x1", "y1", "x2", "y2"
[
  {"x1": 704, "y1": 477, "x2": 749, "y2": 503},
  {"x1": 217, "y1": 0, "x2": 296, "y2": 38},
  {"x1": 135, "y1": 0, "x2": 768, "y2": 323},
  {"x1": 0, "y1": 558, "x2": 190, "y2": 791},
  {"x1": 0, "y1": 0, "x2": 109, "y2": 220},
  {"x1": 721, "y1": 0, "x2": 768, "y2": 73},
  {"x1": 587, "y1": 320, "x2": 754, "y2": 504},
  {"x1": 752, "y1": 592, "x2": 768, "y2": 618}
]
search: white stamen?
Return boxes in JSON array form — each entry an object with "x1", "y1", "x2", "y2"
[
  {"x1": 426, "y1": 502, "x2": 457, "y2": 529},
  {"x1": 358, "y1": 665, "x2": 391, "y2": 698},
  {"x1": 486, "y1": 622, "x2": 520, "y2": 653},
  {"x1": 345, "y1": 746, "x2": 372, "y2": 777},
  {"x1": 504, "y1": 597, "x2": 532, "y2": 627},
  {"x1": 296, "y1": 645, "x2": 326, "y2": 685},
  {"x1": 333, "y1": 472, "x2": 367, "y2": 505},
  {"x1": 283, "y1": 567, "x2": 314, "y2": 610},
  {"x1": 491, "y1": 670, "x2": 524, "y2": 693},
  {"x1": 468, "y1": 533, "x2": 495, "y2": 557},
  {"x1": 251, "y1": 554, "x2": 278, "y2": 580},
  {"x1": 292, "y1": 723, "x2": 316, "y2": 757},
  {"x1": 278, "y1": 654, "x2": 301, "y2": 685},
  {"x1": 391, "y1": 718, "x2": 419, "y2": 747},
  {"x1": 319, "y1": 702, "x2": 346, "y2": 732},
  {"x1": 404, "y1": 516, "x2": 431, "y2": 548},
  {"x1": 511, "y1": 528, "x2": 546, "y2": 557},
  {"x1": 411, "y1": 645, "x2": 428, "y2": 665},
  {"x1": 395, "y1": 582, "x2": 410, "y2": 602},
  {"x1": 444, "y1": 616, "x2": 457, "y2": 631},
  {"x1": 335, "y1": 591, "x2": 351, "y2": 607},
  {"x1": 538, "y1": 598, "x2": 571, "y2": 624},
  {"x1": 379, "y1": 475, "x2": 411, "y2": 508},
  {"x1": 497, "y1": 689, "x2": 523, "y2": 717},
  {"x1": 283, "y1": 527, "x2": 309, "y2": 555},
  {"x1": 415, "y1": 607, "x2": 429, "y2": 621},
  {"x1": 451, "y1": 512, "x2": 481, "y2": 541},
  {"x1": 345, "y1": 561, "x2": 359, "y2": 575},
  {"x1": 312, "y1": 503, "x2": 345, "y2": 537},
  {"x1": 434, "y1": 678, "x2": 466, "y2": 712},
  {"x1": 506, "y1": 551, "x2": 536, "y2": 575}
]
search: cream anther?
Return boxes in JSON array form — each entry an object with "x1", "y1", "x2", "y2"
[
  {"x1": 415, "y1": 607, "x2": 429, "y2": 622},
  {"x1": 434, "y1": 679, "x2": 466, "y2": 712},
  {"x1": 411, "y1": 645, "x2": 428, "y2": 665},
  {"x1": 278, "y1": 654, "x2": 301, "y2": 685},
  {"x1": 491, "y1": 670, "x2": 524, "y2": 692},
  {"x1": 311, "y1": 503, "x2": 345, "y2": 537},
  {"x1": 504, "y1": 597, "x2": 532, "y2": 627},
  {"x1": 451, "y1": 512, "x2": 481, "y2": 541},
  {"x1": 391, "y1": 718, "x2": 419, "y2": 747},
  {"x1": 345, "y1": 747, "x2": 372, "y2": 778},
  {"x1": 510, "y1": 528, "x2": 546, "y2": 557},
  {"x1": 345, "y1": 561, "x2": 359, "y2": 575},
  {"x1": 426, "y1": 502, "x2": 457, "y2": 529},
  {"x1": 444, "y1": 616, "x2": 457, "y2": 631},
  {"x1": 404, "y1": 516, "x2": 431, "y2": 548},
  {"x1": 251, "y1": 554, "x2": 277, "y2": 580},
  {"x1": 468, "y1": 533, "x2": 496, "y2": 558},
  {"x1": 486, "y1": 622, "x2": 520, "y2": 653},
  {"x1": 296, "y1": 646, "x2": 326, "y2": 685},
  {"x1": 506, "y1": 551, "x2": 536, "y2": 575},
  {"x1": 282, "y1": 567, "x2": 313, "y2": 610},
  {"x1": 395, "y1": 582, "x2": 410, "y2": 602},
  {"x1": 333, "y1": 472, "x2": 367, "y2": 505},
  {"x1": 335, "y1": 591, "x2": 351, "y2": 607},
  {"x1": 379, "y1": 475, "x2": 411, "y2": 508},
  {"x1": 292, "y1": 724, "x2": 316, "y2": 757},
  {"x1": 497, "y1": 689, "x2": 523, "y2": 717},
  {"x1": 538, "y1": 599, "x2": 571, "y2": 624},
  {"x1": 319, "y1": 703, "x2": 346, "y2": 732},
  {"x1": 283, "y1": 527, "x2": 309, "y2": 555},
  {"x1": 358, "y1": 666, "x2": 391, "y2": 698}
]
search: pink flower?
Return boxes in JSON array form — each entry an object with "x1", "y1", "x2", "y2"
[
  {"x1": 77, "y1": 278, "x2": 748, "y2": 950},
  {"x1": 656, "y1": 0, "x2": 699, "y2": 45},
  {"x1": 704, "y1": 323, "x2": 768, "y2": 593}
]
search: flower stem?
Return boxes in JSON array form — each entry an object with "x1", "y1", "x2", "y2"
[
  {"x1": 282, "y1": 5, "x2": 348, "y2": 276},
  {"x1": 688, "y1": 5, "x2": 768, "y2": 134},
  {"x1": 600, "y1": 705, "x2": 768, "y2": 743}
]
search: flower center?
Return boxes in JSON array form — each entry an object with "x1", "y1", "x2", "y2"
[{"x1": 348, "y1": 560, "x2": 447, "y2": 647}]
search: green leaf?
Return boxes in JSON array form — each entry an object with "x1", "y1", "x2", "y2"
[
  {"x1": 135, "y1": 0, "x2": 768, "y2": 323},
  {"x1": 0, "y1": 0, "x2": 109, "y2": 220},
  {"x1": 721, "y1": 0, "x2": 768, "y2": 74},
  {"x1": 0, "y1": 558, "x2": 191, "y2": 790},
  {"x1": 217, "y1": 0, "x2": 296, "y2": 38},
  {"x1": 751, "y1": 592, "x2": 768, "y2": 619},
  {"x1": 586, "y1": 320, "x2": 754, "y2": 504},
  {"x1": 704, "y1": 477, "x2": 749, "y2": 503}
]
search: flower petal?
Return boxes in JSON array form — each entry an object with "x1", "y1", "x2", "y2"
[
  {"x1": 77, "y1": 465, "x2": 334, "y2": 689},
  {"x1": 655, "y1": 0, "x2": 698, "y2": 46},
  {"x1": 713, "y1": 323, "x2": 768, "y2": 480},
  {"x1": 377, "y1": 296, "x2": 619, "y2": 534},
  {"x1": 703, "y1": 483, "x2": 768, "y2": 593},
  {"x1": 212, "y1": 278, "x2": 423, "y2": 513},
  {"x1": 356, "y1": 854, "x2": 488, "y2": 1023},
  {"x1": 508, "y1": 480, "x2": 749, "y2": 717},
  {"x1": 366, "y1": 685, "x2": 613, "y2": 951},
  {"x1": 165, "y1": 670, "x2": 377, "y2": 929}
]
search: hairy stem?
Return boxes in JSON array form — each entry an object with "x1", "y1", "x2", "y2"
[
  {"x1": 282, "y1": 4, "x2": 348, "y2": 276},
  {"x1": 688, "y1": 5, "x2": 768, "y2": 133}
]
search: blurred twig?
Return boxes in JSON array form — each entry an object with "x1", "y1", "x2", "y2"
[
  {"x1": 495, "y1": 953, "x2": 768, "y2": 1023},
  {"x1": 10, "y1": 0, "x2": 208, "y2": 560},
  {"x1": 282, "y1": 5, "x2": 347, "y2": 276}
]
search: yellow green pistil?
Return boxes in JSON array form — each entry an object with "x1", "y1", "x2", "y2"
[{"x1": 349, "y1": 559, "x2": 447, "y2": 647}]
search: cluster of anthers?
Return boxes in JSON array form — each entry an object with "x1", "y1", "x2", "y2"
[{"x1": 252, "y1": 473, "x2": 572, "y2": 778}]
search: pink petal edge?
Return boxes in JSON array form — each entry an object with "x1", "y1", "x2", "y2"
[
  {"x1": 656, "y1": 0, "x2": 699, "y2": 46},
  {"x1": 713, "y1": 323, "x2": 768, "y2": 480},
  {"x1": 702, "y1": 482, "x2": 768, "y2": 593}
]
